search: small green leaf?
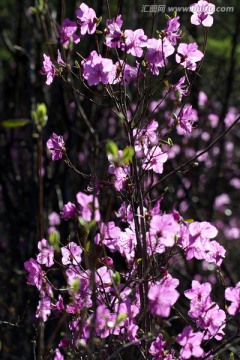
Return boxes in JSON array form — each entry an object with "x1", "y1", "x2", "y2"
[
  {"x1": 106, "y1": 140, "x2": 119, "y2": 159},
  {"x1": 230, "y1": 352, "x2": 235, "y2": 360},
  {"x1": 164, "y1": 80, "x2": 170, "y2": 87},
  {"x1": 96, "y1": 16, "x2": 102, "y2": 26},
  {"x1": 116, "y1": 313, "x2": 127, "y2": 324},
  {"x1": 0, "y1": 119, "x2": 30, "y2": 128},
  {"x1": 85, "y1": 240, "x2": 91, "y2": 253},
  {"x1": 185, "y1": 219, "x2": 195, "y2": 223},
  {"x1": 167, "y1": 138, "x2": 173, "y2": 147},
  {"x1": 96, "y1": 30, "x2": 103, "y2": 34},
  {"x1": 78, "y1": 217, "x2": 96, "y2": 237},
  {"x1": 117, "y1": 112, "x2": 125, "y2": 124},
  {"x1": 32, "y1": 103, "x2": 48, "y2": 130},
  {"x1": 30, "y1": 6, "x2": 37, "y2": 14},
  {"x1": 49, "y1": 230, "x2": 60, "y2": 251},
  {"x1": 112, "y1": 271, "x2": 121, "y2": 286},
  {"x1": 72, "y1": 278, "x2": 80, "y2": 293},
  {"x1": 122, "y1": 146, "x2": 134, "y2": 164},
  {"x1": 136, "y1": 258, "x2": 142, "y2": 265}
]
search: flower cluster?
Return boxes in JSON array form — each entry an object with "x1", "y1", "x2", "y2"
[{"x1": 23, "y1": 1, "x2": 240, "y2": 359}]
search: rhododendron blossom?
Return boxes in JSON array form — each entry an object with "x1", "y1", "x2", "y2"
[
  {"x1": 123, "y1": 29, "x2": 147, "y2": 57},
  {"x1": 81, "y1": 51, "x2": 116, "y2": 86},
  {"x1": 190, "y1": 0, "x2": 215, "y2": 27},
  {"x1": 76, "y1": 2, "x2": 97, "y2": 35},
  {"x1": 24, "y1": 258, "x2": 43, "y2": 291},
  {"x1": 142, "y1": 147, "x2": 168, "y2": 174},
  {"x1": 42, "y1": 54, "x2": 55, "y2": 85},
  {"x1": 46, "y1": 133, "x2": 65, "y2": 161},
  {"x1": 148, "y1": 275, "x2": 179, "y2": 317},
  {"x1": 61, "y1": 242, "x2": 82, "y2": 265},
  {"x1": 146, "y1": 38, "x2": 175, "y2": 75},
  {"x1": 166, "y1": 16, "x2": 181, "y2": 45},
  {"x1": 176, "y1": 326, "x2": 204, "y2": 359},
  {"x1": 58, "y1": 18, "x2": 80, "y2": 47},
  {"x1": 176, "y1": 42, "x2": 204, "y2": 71},
  {"x1": 37, "y1": 239, "x2": 54, "y2": 267},
  {"x1": 60, "y1": 202, "x2": 77, "y2": 219},
  {"x1": 76, "y1": 191, "x2": 100, "y2": 221},
  {"x1": 105, "y1": 15, "x2": 123, "y2": 48},
  {"x1": 225, "y1": 282, "x2": 240, "y2": 315}
]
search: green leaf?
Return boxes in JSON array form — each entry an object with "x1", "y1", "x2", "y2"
[
  {"x1": 185, "y1": 219, "x2": 195, "y2": 223},
  {"x1": 116, "y1": 313, "x2": 127, "y2": 324},
  {"x1": 230, "y1": 352, "x2": 235, "y2": 360},
  {"x1": 78, "y1": 217, "x2": 96, "y2": 237},
  {"x1": 106, "y1": 140, "x2": 119, "y2": 159},
  {"x1": 72, "y1": 278, "x2": 80, "y2": 293},
  {"x1": 167, "y1": 138, "x2": 173, "y2": 147},
  {"x1": 117, "y1": 112, "x2": 125, "y2": 124},
  {"x1": 0, "y1": 119, "x2": 30, "y2": 128},
  {"x1": 32, "y1": 103, "x2": 48, "y2": 130},
  {"x1": 122, "y1": 146, "x2": 134, "y2": 164},
  {"x1": 112, "y1": 271, "x2": 121, "y2": 286},
  {"x1": 49, "y1": 230, "x2": 60, "y2": 251},
  {"x1": 136, "y1": 258, "x2": 142, "y2": 265},
  {"x1": 96, "y1": 16, "x2": 102, "y2": 26},
  {"x1": 85, "y1": 240, "x2": 91, "y2": 253}
]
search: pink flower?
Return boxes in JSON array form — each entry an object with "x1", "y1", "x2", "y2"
[
  {"x1": 134, "y1": 119, "x2": 158, "y2": 152},
  {"x1": 60, "y1": 202, "x2": 77, "y2": 219},
  {"x1": 42, "y1": 54, "x2": 55, "y2": 85},
  {"x1": 48, "y1": 211, "x2": 60, "y2": 226},
  {"x1": 24, "y1": 258, "x2": 43, "y2": 290},
  {"x1": 54, "y1": 348, "x2": 64, "y2": 360},
  {"x1": 176, "y1": 42, "x2": 204, "y2": 71},
  {"x1": 46, "y1": 133, "x2": 65, "y2": 161},
  {"x1": 36, "y1": 296, "x2": 51, "y2": 322},
  {"x1": 149, "y1": 334, "x2": 166, "y2": 359},
  {"x1": 190, "y1": 0, "x2": 215, "y2": 27},
  {"x1": 146, "y1": 38, "x2": 174, "y2": 74},
  {"x1": 113, "y1": 166, "x2": 129, "y2": 191},
  {"x1": 115, "y1": 61, "x2": 139, "y2": 85},
  {"x1": 142, "y1": 147, "x2": 168, "y2": 174},
  {"x1": 61, "y1": 242, "x2": 82, "y2": 266},
  {"x1": 196, "y1": 303, "x2": 226, "y2": 340},
  {"x1": 76, "y1": 191, "x2": 100, "y2": 221},
  {"x1": 105, "y1": 15, "x2": 123, "y2": 48},
  {"x1": 148, "y1": 275, "x2": 179, "y2": 317},
  {"x1": 76, "y1": 2, "x2": 97, "y2": 35},
  {"x1": 94, "y1": 221, "x2": 121, "y2": 251},
  {"x1": 166, "y1": 16, "x2": 181, "y2": 45},
  {"x1": 204, "y1": 240, "x2": 226, "y2": 266},
  {"x1": 176, "y1": 326, "x2": 204, "y2": 359},
  {"x1": 81, "y1": 50, "x2": 116, "y2": 86},
  {"x1": 58, "y1": 18, "x2": 80, "y2": 47},
  {"x1": 177, "y1": 104, "x2": 197, "y2": 133},
  {"x1": 185, "y1": 280, "x2": 212, "y2": 318},
  {"x1": 149, "y1": 214, "x2": 179, "y2": 253},
  {"x1": 37, "y1": 239, "x2": 54, "y2": 267},
  {"x1": 225, "y1": 282, "x2": 240, "y2": 315},
  {"x1": 57, "y1": 50, "x2": 66, "y2": 66},
  {"x1": 95, "y1": 266, "x2": 114, "y2": 289},
  {"x1": 123, "y1": 29, "x2": 147, "y2": 57},
  {"x1": 172, "y1": 76, "x2": 189, "y2": 100}
]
